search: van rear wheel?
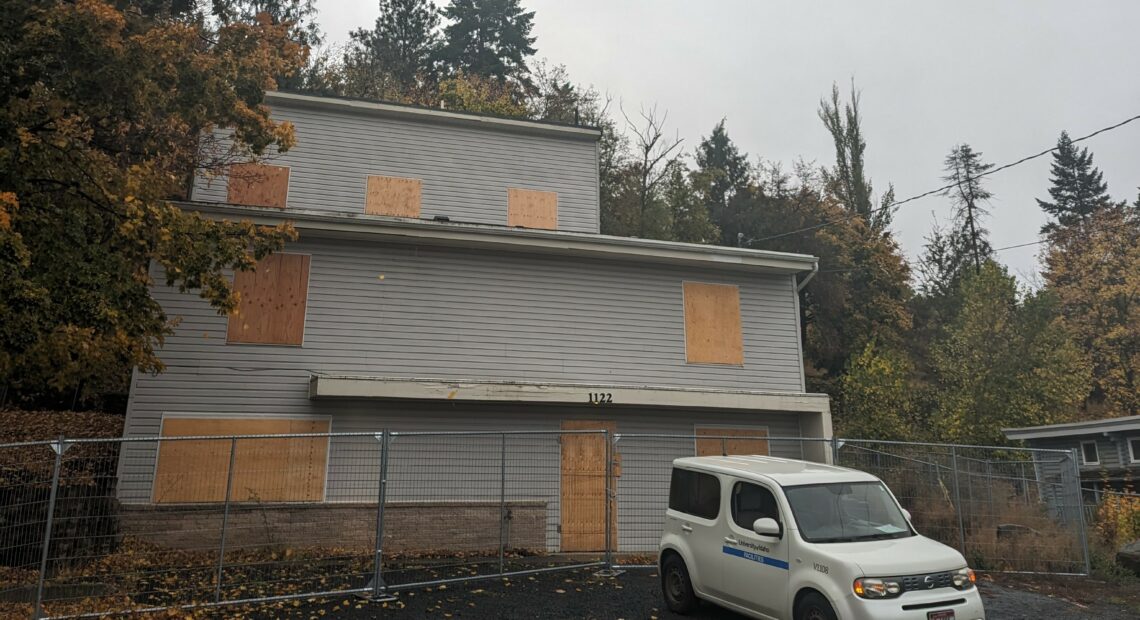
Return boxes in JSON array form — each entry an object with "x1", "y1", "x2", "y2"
[
  {"x1": 661, "y1": 554, "x2": 698, "y2": 614},
  {"x1": 795, "y1": 592, "x2": 837, "y2": 620}
]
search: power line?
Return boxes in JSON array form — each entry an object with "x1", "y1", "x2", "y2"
[
  {"x1": 991, "y1": 218, "x2": 1140, "y2": 253},
  {"x1": 752, "y1": 111, "x2": 1140, "y2": 244}
]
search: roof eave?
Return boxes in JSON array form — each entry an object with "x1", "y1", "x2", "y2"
[
  {"x1": 1003, "y1": 416, "x2": 1140, "y2": 440},
  {"x1": 178, "y1": 202, "x2": 819, "y2": 275},
  {"x1": 266, "y1": 90, "x2": 602, "y2": 141}
]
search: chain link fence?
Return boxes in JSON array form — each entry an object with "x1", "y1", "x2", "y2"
[{"x1": 0, "y1": 430, "x2": 1089, "y2": 618}]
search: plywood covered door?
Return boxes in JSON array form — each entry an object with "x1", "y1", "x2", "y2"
[
  {"x1": 695, "y1": 426, "x2": 770, "y2": 457},
  {"x1": 560, "y1": 420, "x2": 617, "y2": 552}
]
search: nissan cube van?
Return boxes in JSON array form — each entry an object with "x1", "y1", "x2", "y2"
[{"x1": 659, "y1": 455, "x2": 985, "y2": 620}]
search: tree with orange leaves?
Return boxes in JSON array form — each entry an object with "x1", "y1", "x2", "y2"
[{"x1": 0, "y1": 1, "x2": 307, "y2": 404}]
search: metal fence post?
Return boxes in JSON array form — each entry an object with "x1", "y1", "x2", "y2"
[
  {"x1": 214, "y1": 437, "x2": 237, "y2": 604},
  {"x1": 498, "y1": 432, "x2": 506, "y2": 576},
  {"x1": 604, "y1": 430, "x2": 613, "y2": 568},
  {"x1": 369, "y1": 430, "x2": 395, "y2": 601},
  {"x1": 830, "y1": 437, "x2": 840, "y2": 465},
  {"x1": 33, "y1": 436, "x2": 67, "y2": 619},
  {"x1": 594, "y1": 431, "x2": 624, "y2": 577},
  {"x1": 950, "y1": 447, "x2": 967, "y2": 556},
  {"x1": 1069, "y1": 449, "x2": 1092, "y2": 575}
]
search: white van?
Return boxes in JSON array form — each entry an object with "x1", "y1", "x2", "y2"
[{"x1": 658, "y1": 455, "x2": 985, "y2": 620}]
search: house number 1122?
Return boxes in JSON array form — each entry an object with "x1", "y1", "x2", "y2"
[{"x1": 588, "y1": 392, "x2": 613, "y2": 404}]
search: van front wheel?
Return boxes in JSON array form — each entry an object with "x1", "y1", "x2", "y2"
[
  {"x1": 795, "y1": 592, "x2": 837, "y2": 620},
  {"x1": 661, "y1": 555, "x2": 698, "y2": 614}
]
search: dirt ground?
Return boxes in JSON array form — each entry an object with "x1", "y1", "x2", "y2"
[{"x1": 217, "y1": 567, "x2": 1140, "y2": 619}]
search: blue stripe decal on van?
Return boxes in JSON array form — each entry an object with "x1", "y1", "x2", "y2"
[{"x1": 722, "y1": 545, "x2": 790, "y2": 570}]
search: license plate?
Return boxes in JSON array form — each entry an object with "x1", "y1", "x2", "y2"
[{"x1": 928, "y1": 611, "x2": 955, "y2": 620}]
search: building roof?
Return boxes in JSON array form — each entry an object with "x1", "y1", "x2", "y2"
[
  {"x1": 184, "y1": 202, "x2": 820, "y2": 275},
  {"x1": 673, "y1": 455, "x2": 878, "y2": 486},
  {"x1": 267, "y1": 91, "x2": 602, "y2": 141},
  {"x1": 1003, "y1": 415, "x2": 1140, "y2": 441}
]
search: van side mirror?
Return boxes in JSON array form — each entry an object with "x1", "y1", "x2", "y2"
[
  {"x1": 753, "y1": 517, "x2": 781, "y2": 539},
  {"x1": 902, "y1": 509, "x2": 912, "y2": 522}
]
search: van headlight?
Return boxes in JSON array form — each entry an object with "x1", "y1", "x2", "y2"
[
  {"x1": 853, "y1": 577, "x2": 902, "y2": 599},
  {"x1": 952, "y1": 567, "x2": 976, "y2": 590}
]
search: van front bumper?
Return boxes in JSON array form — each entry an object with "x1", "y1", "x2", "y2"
[{"x1": 837, "y1": 586, "x2": 985, "y2": 620}]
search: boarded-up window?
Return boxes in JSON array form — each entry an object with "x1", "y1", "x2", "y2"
[
  {"x1": 153, "y1": 417, "x2": 330, "y2": 503},
  {"x1": 682, "y1": 282, "x2": 744, "y2": 365},
  {"x1": 227, "y1": 163, "x2": 290, "y2": 209},
  {"x1": 227, "y1": 253, "x2": 310, "y2": 345},
  {"x1": 507, "y1": 188, "x2": 558, "y2": 230},
  {"x1": 695, "y1": 427, "x2": 770, "y2": 457},
  {"x1": 366, "y1": 175, "x2": 422, "y2": 217}
]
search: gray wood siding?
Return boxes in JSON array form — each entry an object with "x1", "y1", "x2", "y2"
[
  {"x1": 1028, "y1": 436, "x2": 1131, "y2": 472},
  {"x1": 192, "y1": 105, "x2": 599, "y2": 233},
  {"x1": 134, "y1": 237, "x2": 805, "y2": 414}
]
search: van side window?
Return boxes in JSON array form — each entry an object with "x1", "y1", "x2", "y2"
[
  {"x1": 669, "y1": 468, "x2": 721, "y2": 519},
  {"x1": 731, "y1": 481, "x2": 780, "y2": 530}
]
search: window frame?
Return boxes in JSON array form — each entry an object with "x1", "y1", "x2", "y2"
[
  {"x1": 1080, "y1": 440, "x2": 1100, "y2": 466},
  {"x1": 225, "y1": 252, "x2": 312, "y2": 347},
  {"x1": 1128, "y1": 437, "x2": 1140, "y2": 464},
  {"x1": 226, "y1": 162, "x2": 291, "y2": 209},
  {"x1": 680, "y1": 281, "x2": 745, "y2": 366},
  {"x1": 668, "y1": 467, "x2": 721, "y2": 521},
  {"x1": 729, "y1": 479, "x2": 782, "y2": 534}
]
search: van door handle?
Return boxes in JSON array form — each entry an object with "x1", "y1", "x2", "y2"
[
  {"x1": 724, "y1": 537, "x2": 739, "y2": 545},
  {"x1": 681, "y1": 524, "x2": 693, "y2": 533}
]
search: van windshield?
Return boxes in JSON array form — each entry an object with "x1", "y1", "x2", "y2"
[{"x1": 783, "y1": 481, "x2": 914, "y2": 543}]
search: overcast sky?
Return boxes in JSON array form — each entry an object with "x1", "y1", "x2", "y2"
[{"x1": 314, "y1": 0, "x2": 1140, "y2": 284}]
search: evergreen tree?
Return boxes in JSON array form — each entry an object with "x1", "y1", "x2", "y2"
[
  {"x1": 664, "y1": 164, "x2": 719, "y2": 244},
  {"x1": 940, "y1": 144, "x2": 994, "y2": 275},
  {"x1": 819, "y1": 81, "x2": 895, "y2": 233},
  {"x1": 916, "y1": 220, "x2": 975, "y2": 299},
  {"x1": 1037, "y1": 131, "x2": 1112, "y2": 234},
  {"x1": 695, "y1": 119, "x2": 750, "y2": 246},
  {"x1": 345, "y1": 0, "x2": 441, "y2": 97},
  {"x1": 438, "y1": 0, "x2": 537, "y2": 88}
]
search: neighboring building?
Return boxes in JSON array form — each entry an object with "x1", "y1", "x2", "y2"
[
  {"x1": 1004, "y1": 416, "x2": 1140, "y2": 496},
  {"x1": 118, "y1": 91, "x2": 830, "y2": 552}
]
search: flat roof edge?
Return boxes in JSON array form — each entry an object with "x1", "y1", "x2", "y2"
[
  {"x1": 266, "y1": 91, "x2": 602, "y2": 141},
  {"x1": 1003, "y1": 415, "x2": 1140, "y2": 440},
  {"x1": 179, "y1": 202, "x2": 819, "y2": 274}
]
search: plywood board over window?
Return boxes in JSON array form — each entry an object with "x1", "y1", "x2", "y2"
[
  {"x1": 682, "y1": 282, "x2": 744, "y2": 365},
  {"x1": 227, "y1": 253, "x2": 310, "y2": 346},
  {"x1": 366, "y1": 175, "x2": 422, "y2": 218},
  {"x1": 227, "y1": 163, "x2": 290, "y2": 209},
  {"x1": 695, "y1": 427, "x2": 769, "y2": 457},
  {"x1": 507, "y1": 188, "x2": 558, "y2": 230},
  {"x1": 153, "y1": 417, "x2": 330, "y2": 503}
]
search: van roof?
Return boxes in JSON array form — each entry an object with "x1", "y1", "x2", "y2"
[{"x1": 672, "y1": 455, "x2": 879, "y2": 486}]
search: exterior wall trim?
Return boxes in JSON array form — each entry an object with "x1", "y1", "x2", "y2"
[
  {"x1": 307, "y1": 375, "x2": 830, "y2": 413},
  {"x1": 178, "y1": 202, "x2": 819, "y2": 275}
]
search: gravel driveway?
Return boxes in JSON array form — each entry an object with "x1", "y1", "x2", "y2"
[{"x1": 235, "y1": 566, "x2": 1138, "y2": 619}]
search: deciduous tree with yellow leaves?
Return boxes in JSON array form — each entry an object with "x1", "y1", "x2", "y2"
[{"x1": 0, "y1": 1, "x2": 307, "y2": 403}]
